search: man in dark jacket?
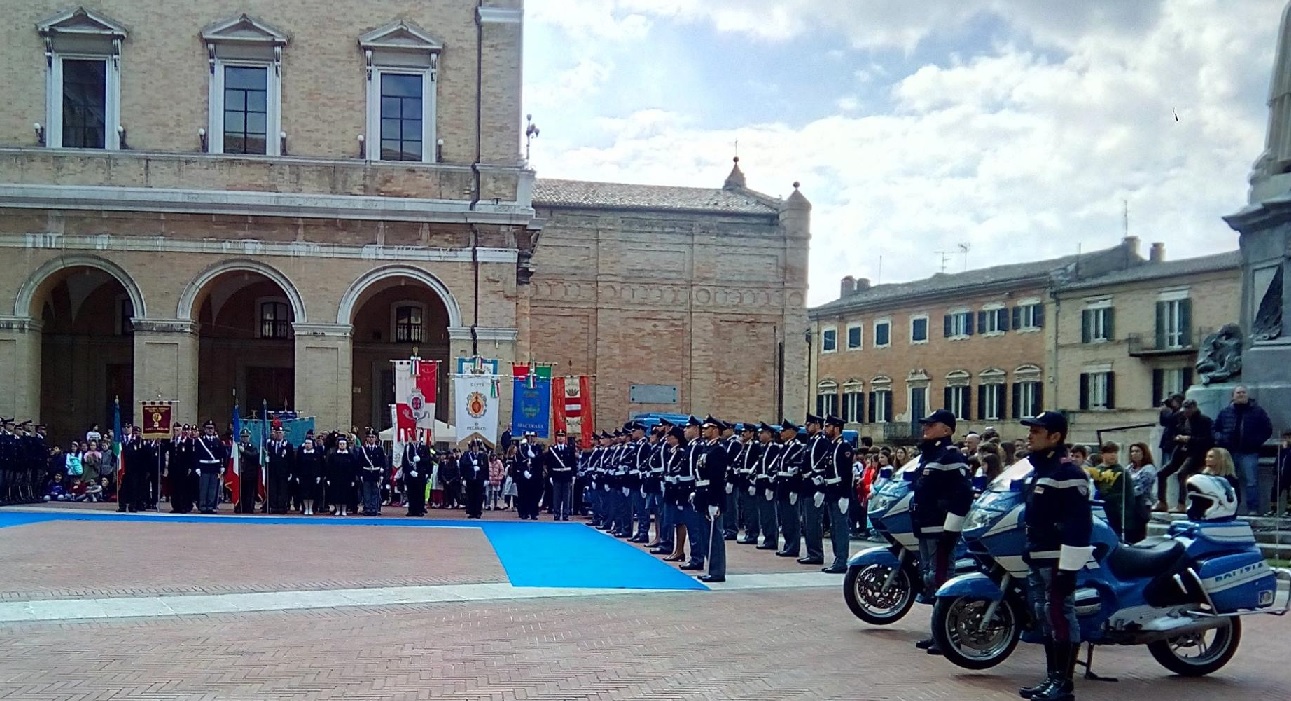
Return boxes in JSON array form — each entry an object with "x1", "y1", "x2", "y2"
[
  {"x1": 1156, "y1": 399, "x2": 1214, "y2": 512},
  {"x1": 1157, "y1": 393, "x2": 1183, "y2": 467},
  {"x1": 1213, "y1": 386, "x2": 1274, "y2": 514}
]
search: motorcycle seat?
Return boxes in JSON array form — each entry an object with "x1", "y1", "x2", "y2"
[{"x1": 1108, "y1": 537, "x2": 1187, "y2": 581}]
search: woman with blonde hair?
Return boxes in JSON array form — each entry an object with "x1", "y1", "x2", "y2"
[{"x1": 1185, "y1": 447, "x2": 1240, "y2": 521}]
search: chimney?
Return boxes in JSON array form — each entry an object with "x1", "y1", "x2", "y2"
[
  {"x1": 854, "y1": 278, "x2": 871, "y2": 291},
  {"x1": 1122, "y1": 235, "x2": 1140, "y2": 258},
  {"x1": 840, "y1": 275, "x2": 856, "y2": 297},
  {"x1": 1149, "y1": 242, "x2": 1165, "y2": 263}
]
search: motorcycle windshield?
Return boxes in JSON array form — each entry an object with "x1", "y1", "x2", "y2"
[{"x1": 985, "y1": 457, "x2": 1034, "y2": 493}]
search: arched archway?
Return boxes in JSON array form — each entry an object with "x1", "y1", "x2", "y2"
[
  {"x1": 181, "y1": 260, "x2": 306, "y2": 424},
  {"x1": 20, "y1": 256, "x2": 144, "y2": 446},
  {"x1": 340, "y1": 266, "x2": 456, "y2": 430}
]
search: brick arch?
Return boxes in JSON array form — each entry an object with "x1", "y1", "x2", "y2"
[
  {"x1": 176, "y1": 259, "x2": 307, "y2": 323},
  {"x1": 15, "y1": 254, "x2": 147, "y2": 319},
  {"x1": 335, "y1": 265, "x2": 462, "y2": 327}
]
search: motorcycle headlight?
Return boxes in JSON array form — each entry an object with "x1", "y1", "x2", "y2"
[{"x1": 964, "y1": 509, "x2": 993, "y2": 531}]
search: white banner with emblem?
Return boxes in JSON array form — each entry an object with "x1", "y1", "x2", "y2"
[{"x1": 453, "y1": 373, "x2": 500, "y2": 446}]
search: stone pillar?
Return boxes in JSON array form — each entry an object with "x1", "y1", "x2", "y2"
[
  {"x1": 0, "y1": 316, "x2": 42, "y2": 422},
  {"x1": 293, "y1": 323, "x2": 353, "y2": 432},
  {"x1": 132, "y1": 319, "x2": 199, "y2": 424},
  {"x1": 447, "y1": 326, "x2": 517, "y2": 439}
]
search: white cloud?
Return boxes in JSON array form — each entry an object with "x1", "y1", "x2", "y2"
[{"x1": 525, "y1": 0, "x2": 1285, "y2": 306}]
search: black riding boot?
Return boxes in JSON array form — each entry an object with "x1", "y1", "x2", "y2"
[
  {"x1": 1032, "y1": 641, "x2": 1076, "y2": 701},
  {"x1": 1018, "y1": 641, "x2": 1058, "y2": 699}
]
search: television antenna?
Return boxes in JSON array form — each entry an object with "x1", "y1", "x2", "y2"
[{"x1": 957, "y1": 242, "x2": 970, "y2": 272}]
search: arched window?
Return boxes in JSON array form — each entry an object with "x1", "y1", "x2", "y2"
[
  {"x1": 391, "y1": 302, "x2": 425, "y2": 343},
  {"x1": 978, "y1": 368, "x2": 1007, "y2": 421},
  {"x1": 842, "y1": 380, "x2": 864, "y2": 424},
  {"x1": 256, "y1": 297, "x2": 291, "y2": 339},
  {"x1": 816, "y1": 380, "x2": 839, "y2": 418},
  {"x1": 869, "y1": 376, "x2": 893, "y2": 423},
  {"x1": 944, "y1": 370, "x2": 971, "y2": 421},
  {"x1": 1014, "y1": 364, "x2": 1043, "y2": 418}
]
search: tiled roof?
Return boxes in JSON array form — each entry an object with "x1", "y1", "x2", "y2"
[
  {"x1": 811, "y1": 243, "x2": 1138, "y2": 316},
  {"x1": 533, "y1": 178, "x2": 780, "y2": 215},
  {"x1": 1056, "y1": 250, "x2": 1240, "y2": 291}
]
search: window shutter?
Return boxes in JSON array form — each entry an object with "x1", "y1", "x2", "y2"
[
  {"x1": 884, "y1": 394, "x2": 893, "y2": 423},
  {"x1": 867, "y1": 392, "x2": 876, "y2": 423},
  {"x1": 1106, "y1": 372, "x2": 1116, "y2": 410},
  {"x1": 1034, "y1": 383, "x2": 1043, "y2": 415},
  {"x1": 1079, "y1": 373, "x2": 1090, "y2": 411},
  {"x1": 1155, "y1": 301, "x2": 1167, "y2": 349},
  {"x1": 943, "y1": 386, "x2": 952, "y2": 411},
  {"x1": 1081, "y1": 310, "x2": 1091, "y2": 343},
  {"x1": 977, "y1": 310, "x2": 987, "y2": 333},
  {"x1": 1012, "y1": 306, "x2": 1022, "y2": 330},
  {"x1": 1180, "y1": 299, "x2": 1193, "y2": 347},
  {"x1": 1183, "y1": 367, "x2": 1194, "y2": 390},
  {"x1": 1035, "y1": 304, "x2": 1045, "y2": 328},
  {"x1": 999, "y1": 309, "x2": 1010, "y2": 331},
  {"x1": 1152, "y1": 369, "x2": 1164, "y2": 406},
  {"x1": 1106, "y1": 308, "x2": 1115, "y2": 341},
  {"x1": 856, "y1": 392, "x2": 865, "y2": 425},
  {"x1": 943, "y1": 314, "x2": 952, "y2": 338},
  {"x1": 1012, "y1": 382, "x2": 1022, "y2": 419},
  {"x1": 965, "y1": 312, "x2": 975, "y2": 336},
  {"x1": 962, "y1": 385, "x2": 973, "y2": 420},
  {"x1": 978, "y1": 385, "x2": 987, "y2": 419}
]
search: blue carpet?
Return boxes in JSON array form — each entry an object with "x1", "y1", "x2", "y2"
[{"x1": 0, "y1": 510, "x2": 706, "y2": 591}]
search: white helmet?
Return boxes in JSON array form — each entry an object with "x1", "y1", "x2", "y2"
[{"x1": 1185, "y1": 473, "x2": 1237, "y2": 521}]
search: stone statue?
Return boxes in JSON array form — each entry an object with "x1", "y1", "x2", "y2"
[
  {"x1": 1253, "y1": 2, "x2": 1291, "y2": 184},
  {"x1": 1196, "y1": 324, "x2": 1244, "y2": 385}
]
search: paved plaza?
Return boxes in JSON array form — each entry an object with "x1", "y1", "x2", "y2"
[{"x1": 0, "y1": 506, "x2": 1285, "y2": 700}]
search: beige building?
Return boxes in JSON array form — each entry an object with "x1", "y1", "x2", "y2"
[
  {"x1": 1051, "y1": 250, "x2": 1241, "y2": 448},
  {"x1": 808, "y1": 238, "x2": 1143, "y2": 443},
  {"x1": 0, "y1": 2, "x2": 808, "y2": 443}
]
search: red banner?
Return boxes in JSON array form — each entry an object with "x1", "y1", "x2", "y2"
[
  {"x1": 553, "y1": 375, "x2": 593, "y2": 447},
  {"x1": 139, "y1": 403, "x2": 173, "y2": 440},
  {"x1": 395, "y1": 359, "x2": 439, "y2": 442}
]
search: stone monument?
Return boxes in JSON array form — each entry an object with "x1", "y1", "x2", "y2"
[{"x1": 1212, "y1": 0, "x2": 1291, "y2": 430}]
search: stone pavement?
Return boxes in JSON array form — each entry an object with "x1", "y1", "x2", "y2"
[{"x1": 0, "y1": 505, "x2": 1285, "y2": 700}]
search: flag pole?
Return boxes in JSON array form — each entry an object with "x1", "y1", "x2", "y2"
[{"x1": 261, "y1": 399, "x2": 269, "y2": 514}]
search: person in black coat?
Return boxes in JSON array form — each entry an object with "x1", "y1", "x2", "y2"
[
  {"x1": 236, "y1": 430, "x2": 261, "y2": 515},
  {"x1": 513, "y1": 434, "x2": 544, "y2": 520},
  {"x1": 263, "y1": 425, "x2": 295, "y2": 514},
  {"x1": 403, "y1": 433, "x2": 432, "y2": 517},
  {"x1": 459, "y1": 440, "x2": 487, "y2": 518},
  {"x1": 1156, "y1": 399, "x2": 1215, "y2": 512},
  {"x1": 295, "y1": 436, "x2": 325, "y2": 516},
  {"x1": 327, "y1": 436, "x2": 358, "y2": 516}
]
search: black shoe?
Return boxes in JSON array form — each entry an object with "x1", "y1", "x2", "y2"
[
  {"x1": 915, "y1": 638, "x2": 936, "y2": 650},
  {"x1": 1019, "y1": 642, "x2": 1060, "y2": 699},
  {"x1": 649, "y1": 546, "x2": 671, "y2": 554},
  {"x1": 679, "y1": 562, "x2": 704, "y2": 571},
  {"x1": 822, "y1": 565, "x2": 847, "y2": 574},
  {"x1": 736, "y1": 537, "x2": 756, "y2": 544},
  {"x1": 796, "y1": 557, "x2": 823, "y2": 565},
  {"x1": 723, "y1": 534, "x2": 737, "y2": 541},
  {"x1": 755, "y1": 544, "x2": 778, "y2": 550},
  {"x1": 925, "y1": 644, "x2": 943, "y2": 656},
  {"x1": 775, "y1": 550, "x2": 800, "y2": 557},
  {"x1": 698, "y1": 574, "x2": 725, "y2": 583},
  {"x1": 1030, "y1": 642, "x2": 1077, "y2": 701}
]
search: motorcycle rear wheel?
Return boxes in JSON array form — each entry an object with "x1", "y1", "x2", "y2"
[
  {"x1": 1147, "y1": 617, "x2": 1242, "y2": 677},
  {"x1": 931, "y1": 595, "x2": 1022, "y2": 670},
  {"x1": 844, "y1": 563, "x2": 916, "y2": 625}
]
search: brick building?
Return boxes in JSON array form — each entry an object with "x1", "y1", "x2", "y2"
[
  {"x1": 808, "y1": 238, "x2": 1144, "y2": 443},
  {"x1": 1052, "y1": 249, "x2": 1241, "y2": 447},
  {"x1": 0, "y1": 2, "x2": 808, "y2": 443}
]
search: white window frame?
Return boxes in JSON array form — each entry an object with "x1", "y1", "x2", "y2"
[
  {"x1": 1016, "y1": 298, "x2": 1042, "y2": 332},
  {"x1": 820, "y1": 326, "x2": 838, "y2": 353},
  {"x1": 39, "y1": 8, "x2": 126, "y2": 150},
  {"x1": 947, "y1": 308, "x2": 972, "y2": 339},
  {"x1": 1087, "y1": 372, "x2": 1112, "y2": 410},
  {"x1": 873, "y1": 317, "x2": 892, "y2": 348},
  {"x1": 391, "y1": 301, "x2": 427, "y2": 344},
  {"x1": 980, "y1": 370, "x2": 1006, "y2": 421},
  {"x1": 1159, "y1": 298, "x2": 1188, "y2": 350},
  {"x1": 255, "y1": 296, "x2": 292, "y2": 340},
  {"x1": 1017, "y1": 380, "x2": 1041, "y2": 418},
  {"x1": 360, "y1": 20, "x2": 442, "y2": 164},
  {"x1": 845, "y1": 323, "x2": 863, "y2": 351},
  {"x1": 981, "y1": 303, "x2": 1006, "y2": 336},
  {"x1": 1161, "y1": 367, "x2": 1187, "y2": 400},
  {"x1": 202, "y1": 15, "x2": 288, "y2": 157},
  {"x1": 816, "y1": 381, "x2": 839, "y2": 418},
  {"x1": 842, "y1": 381, "x2": 863, "y2": 423},
  {"x1": 872, "y1": 376, "x2": 893, "y2": 424},
  {"x1": 1082, "y1": 298, "x2": 1113, "y2": 344},
  {"x1": 910, "y1": 314, "x2": 929, "y2": 344}
]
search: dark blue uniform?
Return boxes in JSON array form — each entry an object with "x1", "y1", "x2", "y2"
[
  {"x1": 1023, "y1": 445, "x2": 1094, "y2": 645},
  {"x1": 695, "y1": 437, "x2": 731, "y2": 580},
  {"x1": 911, "y1": 437, "x2": 973, "y2": 591},
  {"x1": 545, "y1": 440, "x2": 577, "y2": 520}
]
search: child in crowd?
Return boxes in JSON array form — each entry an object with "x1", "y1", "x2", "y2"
[{"x1": 45, "y1": 473, "x2": 67, "y2": 501}]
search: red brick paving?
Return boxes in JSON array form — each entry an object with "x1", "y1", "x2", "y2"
[
  {"x1": 0, "y1": 521, "x2": 506, "y2": 602},
  {"x1": 0, "y1": 588, "x2": 1283, "y2": 700}
]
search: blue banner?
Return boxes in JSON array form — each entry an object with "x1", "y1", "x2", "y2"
[
  {"x1": 456, "y1": 357, "x2": 500, "y2": 375},
  {"x1": 512, "y1": 377, "x2": 551, "y2": 438}
]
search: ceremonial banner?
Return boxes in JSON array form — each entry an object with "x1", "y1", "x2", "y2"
[
  {"x1": 553, "y1": 375, "x2": 594, "y2": 446},
  {"x1": 511, "y1": 363, "x2": 552, "y2": 438},
  {"x1": 454, "y1": 373, "x2": 500, "y2": 445},
  {"x1": 455, "y1": 356, "x2": 499, "y2": 375},
  {"x1": 139, "y1": 402, "x2": 173, "y2": 440},
  {"x1": 227, "y1": 402, "x2": 242, "y2": 504},
  {"x1": 394, "y1": 358, "x2": 439, "y2": 442}
]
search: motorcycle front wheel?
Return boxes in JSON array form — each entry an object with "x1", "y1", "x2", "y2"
[
  {"x1": 931, "y1": 595, "x2": 1022, "y2": 670},
  {"x1": 1147, "y1": 616, "x2": 1242, "y2": 677},
  {"x1": 843, "y1": 563, "x2": 916, "y2": 625}
]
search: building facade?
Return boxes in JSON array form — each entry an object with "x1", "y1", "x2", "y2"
[
  {"x1": 0, "y1": 2, "x2": 809, "y2": 444},
  {"x1": 1052, "y1": 250, "x2": 1241, "y2": 447},
  {"x1": 808, "y1": 238, "x2": 1144, "y2": 443}
]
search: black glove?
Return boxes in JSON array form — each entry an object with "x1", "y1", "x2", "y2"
[{"x1": 1052, "y1": 569, "x2": 1077, "y2": 597}]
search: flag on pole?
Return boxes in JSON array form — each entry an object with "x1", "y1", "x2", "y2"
[
  {"x1": 394, "y1": 358, "x2": 438, "y2": 442},
  {"x1": 228, "y1": 399, "x2": 242, "y2": 504},
  {"x1": 553, "y1": 375, "x2": 593, "y2": 446},
  {"x1": 260, "y1": 399, "x2": 268, "y2": 498},
  {"x1": 511, "y1": 363, "x2": 552, "y2": 438},
  {"x1": 454, "y1": 372, "x2": 500, "y2": 445},
  {"x1": 112, "y1": 396, "x2": 123, "y2": 485}
]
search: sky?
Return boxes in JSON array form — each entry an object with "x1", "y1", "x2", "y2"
[{"x1": 521, "y1": 0, "x2": 1286, "y2": 306}]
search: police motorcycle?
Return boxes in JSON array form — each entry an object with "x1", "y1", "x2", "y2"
[
  {"x1": 929, "y1": 460, "x2": 1291, "y2": 676},
  {"x1": 843, "y1": 458, "x2": 973, "y2": 625}
]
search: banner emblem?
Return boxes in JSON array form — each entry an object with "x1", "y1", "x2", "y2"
[{"x1": 467, "y1": 391, "x2": 488, "y2": 418}]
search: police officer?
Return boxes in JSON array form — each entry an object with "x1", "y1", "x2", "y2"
[
  {"x1": 0, "y1": 418, "x2": 15, "y2": 505},
  {"x1": 653, "y1": 424, "x2": 685, "y2": 556},
  {"x1": 236, "y1": 428, "x2": 260, "y2": 514},
  {"x1": 677, "y1": 416, "x2": 706, "y2": 570},
  {"x1": 752, "y1": 422, "x2": 781, "y2": 550},
  {"x1": 194, "y1": 420, "x2": 226, "y2": 514},
  {"x1": 28, "y1": 423, "x2": 50, "y2": 504},
  {"x1": 910, "y1": 409, "x2": 973, "y2": 654},
  {"x1": 772, "y1": 419, "x2": 805, "y2": 557},
  {"x1": 734, "y1": 422, "x2": 764, "y2": 545},
  {"x1": 820, "y1": 415, "x2": 854, "y2": 573},
  {"x1": 626, "y1": 422, "x2": 652, "y2": 542},
  {"x1": 590, "y1": 431, "x2": 612, "y2": 529},
  {"x1": 515, "y1": 432, "x2": 544, "y2": 520},
  {"x1": 1018, "y1": 411, "x2": 1093, "y2": 701},
  {"x1": 798, "y1": 414, "x2": 828, "y2": 565},
  {"x1": 460, "y1": 439, "x2": 488, "y2": 519},
  {"x1": 264, "y1": 424, "x2": 295, "y2": 514},
  {"x1": 403, "y1": 432, "x2": 432, "y2": 517},
  {"x1": 692, "y1": 416, "x2": 730, "y2": 583},
  {"x1": 358, "y1": 429, "x2": 386, "y2": 515},
  {"x1": 547, "y1": 429, "x2": 577, "y2": 520},
  {"x1": 641, "y1": 422, "x2": 667, "y2": 545}
]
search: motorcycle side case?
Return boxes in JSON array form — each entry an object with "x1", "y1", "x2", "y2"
[
  {"x1": 848, "y1": 545, "x2": 900, "y2": 570},
  {"x1": 1196, "y1": 552, "x2": 1279, "y2": 612},
  {"x1": 935, "y1": 571, "x2": 1004, "y2": 602}
]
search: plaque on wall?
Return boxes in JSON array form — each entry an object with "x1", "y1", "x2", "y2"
[{"x1": 629, "y1": 384, "x2": 678, "y2": 404}]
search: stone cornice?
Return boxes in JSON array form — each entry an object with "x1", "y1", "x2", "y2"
[
  {"x1": 0, "y1": 184, "x2": 536, "y2": 226},
  {"x1": 1, "y1": 234, "x2": 518, "y2": 264},
  {"x1": 131, "y1": 318, "x2": 198, "y2": 335},
  {"x1": 447, "y1": 326, "x2": 518, "y2": 342},
  {"x1": 477, "y1": 7, "x2": 523, "y2": 24},
  {"x1": 292, "y1": 323, "x2": 353, "y2": 338},
  {"x1": 0, "y1": 315, "x2": 42, "y2": 333}
]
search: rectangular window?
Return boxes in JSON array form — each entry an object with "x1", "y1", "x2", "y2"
[
  {"x1": 843, "y1": 389, "x2": 864, "y2": 423},
  {"x1": 61, "y1": 59, "x2": 108, "y2": 149},
  {"x1": 1014, "y1": 303, "x2": 1044, "y2": 331},
  {"x1": 380, "y1": 73, "x2": 424, "y2": 161},
  {"x1": 395, "y1": 306, "x2": 424, "y2": 343},
  {"x1": 259, "y1": 301, "x2": 290, "y2": 339},
  {"x1": 979, "y1": 383, "x2": 1005, "y2": 421},
  {"x1": 911, "y1": 316, "x2": 929, "y2": 343},
  {"x1": 1081, "y1": 306, "x2": 1114, "y2": 343},
  {"x1": 979, "y1": 307, "x2": 1008, "y2": 335},
  {"x1": 815, "y1": 392, "x2": 838, "y2": 417},
  {"x1": 1079, "y1": 371, "x2": 1115, "y2": 411},
  {"x1": 1155, "y1": 298, "x2": 1192, "y2": 349},
  {"x1": 945, "y1": 385, "x2": 971, "y2": 420},
  {"x1": 821, "y1": 327, "x2": 837, "y2": 353},
  {"x1": 222, "y1": 66, "x2": 269, "y2": 155},
  {"x1": 1016, "y1": 381, "x2": 1041, "y2": 418},
  {"x1": 874, "y1": 320, "x2": 891, "y2": 348},
  {"x1": 1151, "y1": 367, "x2": 1193, "y2": 405},
  {"x1": 943, "y1": 310, "x2": 973, "y2": 338},
  {"x1": 868, "y1": 389, "x2": 893, "y2": 423},
  {"x1": 846, "y1": 325, "x2": 862, "y2": 350}
]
